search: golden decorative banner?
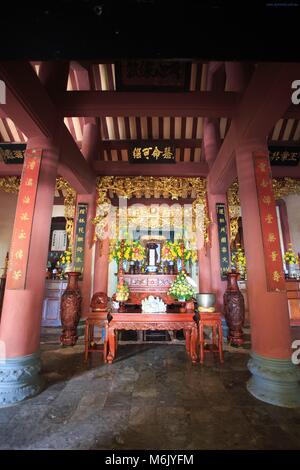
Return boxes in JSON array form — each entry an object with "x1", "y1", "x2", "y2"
[
  {"x1": 6, "y1": 149, "x2": 42, "y2": 289},
  {"x1": 253, "y1": 152, "x2": 286, "y2": 292}
]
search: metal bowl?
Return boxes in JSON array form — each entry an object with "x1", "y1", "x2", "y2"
[{"x1": 196, "y1": 293, "x2": 216, "y2": 308}]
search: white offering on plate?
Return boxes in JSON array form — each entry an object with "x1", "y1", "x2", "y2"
[{"x1": 141, "y1": 295, "x2": 167, "y2": 313}]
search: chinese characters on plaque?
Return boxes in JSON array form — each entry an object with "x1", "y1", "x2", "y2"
[
  {"x1": 0, "y1": 143, "x2": 26, "y2": 164},
  {"x1": 253, "y1": 153, "x2": 286, "y2": 292},
  {"x1": 216, "y1": 203, "x2": 230, "y2": 280},
  {"x1": 51, "y1": 230, "x2": 67, "y2": 252},
  {"x1": 269, "y1": 146, "x2": 300, "y2": 166},
  {"x1": 6, "y1": 149, "x2": 42, "y2": 289},
  {"x1": 129, "y1": 141, "x2": 176, "y2": 164},
  {"x1": 73, "y1": 203, "x2": 88, "y2": 276}
]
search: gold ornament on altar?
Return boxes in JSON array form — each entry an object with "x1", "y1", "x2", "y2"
[
  {"x1": 272, "y1": 177, "x2": 300, "y2": 200},
  {"x1": 0, "y1": 176, "x2": 20, "y2": 194},
  {"x1": 55, "y1": 177, "x2": 76, "y2": 250},
  {"x1": 93, "y1": 176, "x2": 210, "y2": 245},
  {"x1": 227, "y1": 180, "x2": 241, "y2": 244}
]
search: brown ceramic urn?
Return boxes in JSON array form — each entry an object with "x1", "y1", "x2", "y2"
[
  {"x1": 60, "y1": 272, "x2": 82, "y2": 346},
  {"x1": 223, "y1": 272, "x2": 245, "y2": 346}
]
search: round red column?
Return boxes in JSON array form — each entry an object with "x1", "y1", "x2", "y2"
[
  {"x1": 93, "y1": 227, "x2": 110, "y2": 295},
  {"x1": 235, "y1": 139, "x2": 300, "y2": 407},
  {"x1": 0, "y1": 136, "x2": 59, "y2": 405},
  {"x1": 198, "y1": 245, "x2": 211, "y2": 293}
]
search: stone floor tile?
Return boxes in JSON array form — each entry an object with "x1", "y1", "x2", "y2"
[{"x1": 1, "y1": 338, "x2": 300, "y2": 450}]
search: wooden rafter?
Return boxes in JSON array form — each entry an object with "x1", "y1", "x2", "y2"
[{"x1": 56, "y1": 91, "x2": 239, "y2": 118}]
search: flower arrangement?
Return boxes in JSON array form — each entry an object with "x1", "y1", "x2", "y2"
[
  {"x1": 57, "y1": 250, "x2": 72, "y2": 270},
  {"x1": 284, "y1": 243, "x2": 299, "y2": 265},
  {"x1": 109, "y1": 240, "x2": 133, "y2": 263},
  {"x1": 161, "y1": 241, "x2": 177, "y2": 261},
  {"x1": 115, "y1": 279, "x2": 130, "y2": 302},
  {"x1": 131, "y1": 241, "x2": 146, "y2": 262},
  {"x1": 168, "y1": 272, "x2": 196, "y2": 301},
  {"x1": 161, "y1": 241, "x2": 197, "y2": 263},
  {"x1": 182, "y1": 245, "x2": 198, "y2": 263},
  {"x1": 231, "y1": 244, "x2": 246, "y2": 276}
]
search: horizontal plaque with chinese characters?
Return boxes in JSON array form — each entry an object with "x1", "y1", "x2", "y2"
[
  {"x1": 115, "y1": 61, "x2": 191, "y2": 92},
  {"x1": 129, "y1": 141, "x2": 176, "y2": 164},
  {"x1": 0, "y1": 143, "x2": 26, "y2": 164},
  {"x1": 74, "y1": 203, "x2": 88, "y2": 277},
  {"x1": 253, "y1": 152, "x2": 286, "y2": 292},
  {"x1": 269, "y1": 146, "x2": 300, "y2": 166},
  {"x1": 6, "y1": 148, "x2": 42, "y2": 289},
  {"x1": 216, "y1": 203, "x2": 230, "y2": 280}
]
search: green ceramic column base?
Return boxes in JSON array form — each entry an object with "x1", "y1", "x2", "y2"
[
  {"x1": 0, "y1": 352, "x2": 44, "y2": 407},
  {"x1": 247, "y1": 351, "x2": 300, "y2": 408}
]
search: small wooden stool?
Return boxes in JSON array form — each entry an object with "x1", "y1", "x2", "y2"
[
  {"x1": 84, "y1": 312, "x2": 108, "y2": 363},
  {"x1": 199, "y1": 312, "x2": 224, "y2": 364}
]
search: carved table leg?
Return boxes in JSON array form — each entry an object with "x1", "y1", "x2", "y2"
[
  {"x1": 218, "y1": 321, "x2": 224, "y2": 363},
  {"x1": 199, "y1": 322, "x2": 204, "y2": 364},
  {"x1": 103, "y1": 322, "x2": 108, "y2": 363},
  {"x1": 190, "y1": 326, "x2": 198, "y2": 364},
  {"x1": 212, "y1": 325, "x2": 217, "y2": 351},
  {"x1": 107, "y1": 326, "x2": 116, "y2": 364},
  {"x1": 184, "y1": 329, "x2": 191, "y2": 355}
]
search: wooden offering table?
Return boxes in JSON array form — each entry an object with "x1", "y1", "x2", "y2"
[
  {"x1": 107, "y1": 312, "x2": 198, "y2": 364},
  {"x1": 286, "y1": 280, "x2": 300, "y2": 325}
]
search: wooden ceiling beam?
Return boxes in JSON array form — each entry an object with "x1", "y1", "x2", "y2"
[
  {"x1": 93, "y1": 161, "x2": 209, "y2": 177},
  {"x1": 209, "y1": 62, "x2": 300, "y2": 194},
  {"x1": 0, "y1": 61, "x2": 94, "y2": 193},
  {"x1": 56, "y1": 91, "x2": 240, "y2": 118},
  {"x1": 98, "y1": 138, "x2": 203, "y2": 152}
]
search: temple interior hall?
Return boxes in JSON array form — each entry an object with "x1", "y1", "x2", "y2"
[{"x1": 1, "y1": 59, "x2": 300, "y2": 450}]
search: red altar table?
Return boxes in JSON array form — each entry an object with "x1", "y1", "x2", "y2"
[
  {"x1": 107, "y1": 312, "x2": 198, "y2": 364},
  {"x1": 121, "y1": 274, "x2": 177, "y2": 304}
]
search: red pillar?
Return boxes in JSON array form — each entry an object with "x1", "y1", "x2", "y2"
[
  {"x1": 198, "y1": 244, "x2": 211, "y2": 293},
  {"x1": 93, "y1": 227, "x2": 110, "y2": 295},
  {"x1": 235, "y1": 139, "x2": 300, "y2": 407},
  {"x1": 0, "y1": 136, "x2": 59, "y2": 405},
  {"x1": 80, "y1": 123, "x2": 98, "y2": 306},
  {"x1": 202, "y1": 113, "x2": 228, "y2": 309}
]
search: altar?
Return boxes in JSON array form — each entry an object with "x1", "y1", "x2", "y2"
[{"x1": 122, "y1": 273, "x2": 176, "y2": 304}]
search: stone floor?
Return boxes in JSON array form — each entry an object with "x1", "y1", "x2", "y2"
[{"x1": 0, "y1": 329, "x2": 300, "y2": 450}]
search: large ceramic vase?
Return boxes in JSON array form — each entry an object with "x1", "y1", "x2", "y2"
[
  {"x1": 223, "y1": 272, "x2": 245, "y2": 346},
  {"x1": 60, "y1": 272, "x2": 82, "y2": 346}
]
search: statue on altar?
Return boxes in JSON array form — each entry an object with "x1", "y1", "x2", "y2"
[
  {"x1": 140, "y1": 235, "x2": 166, "y2": 274},
  {"x1": 141, "y1": 295, "x2": 167, "y2": 313}
]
